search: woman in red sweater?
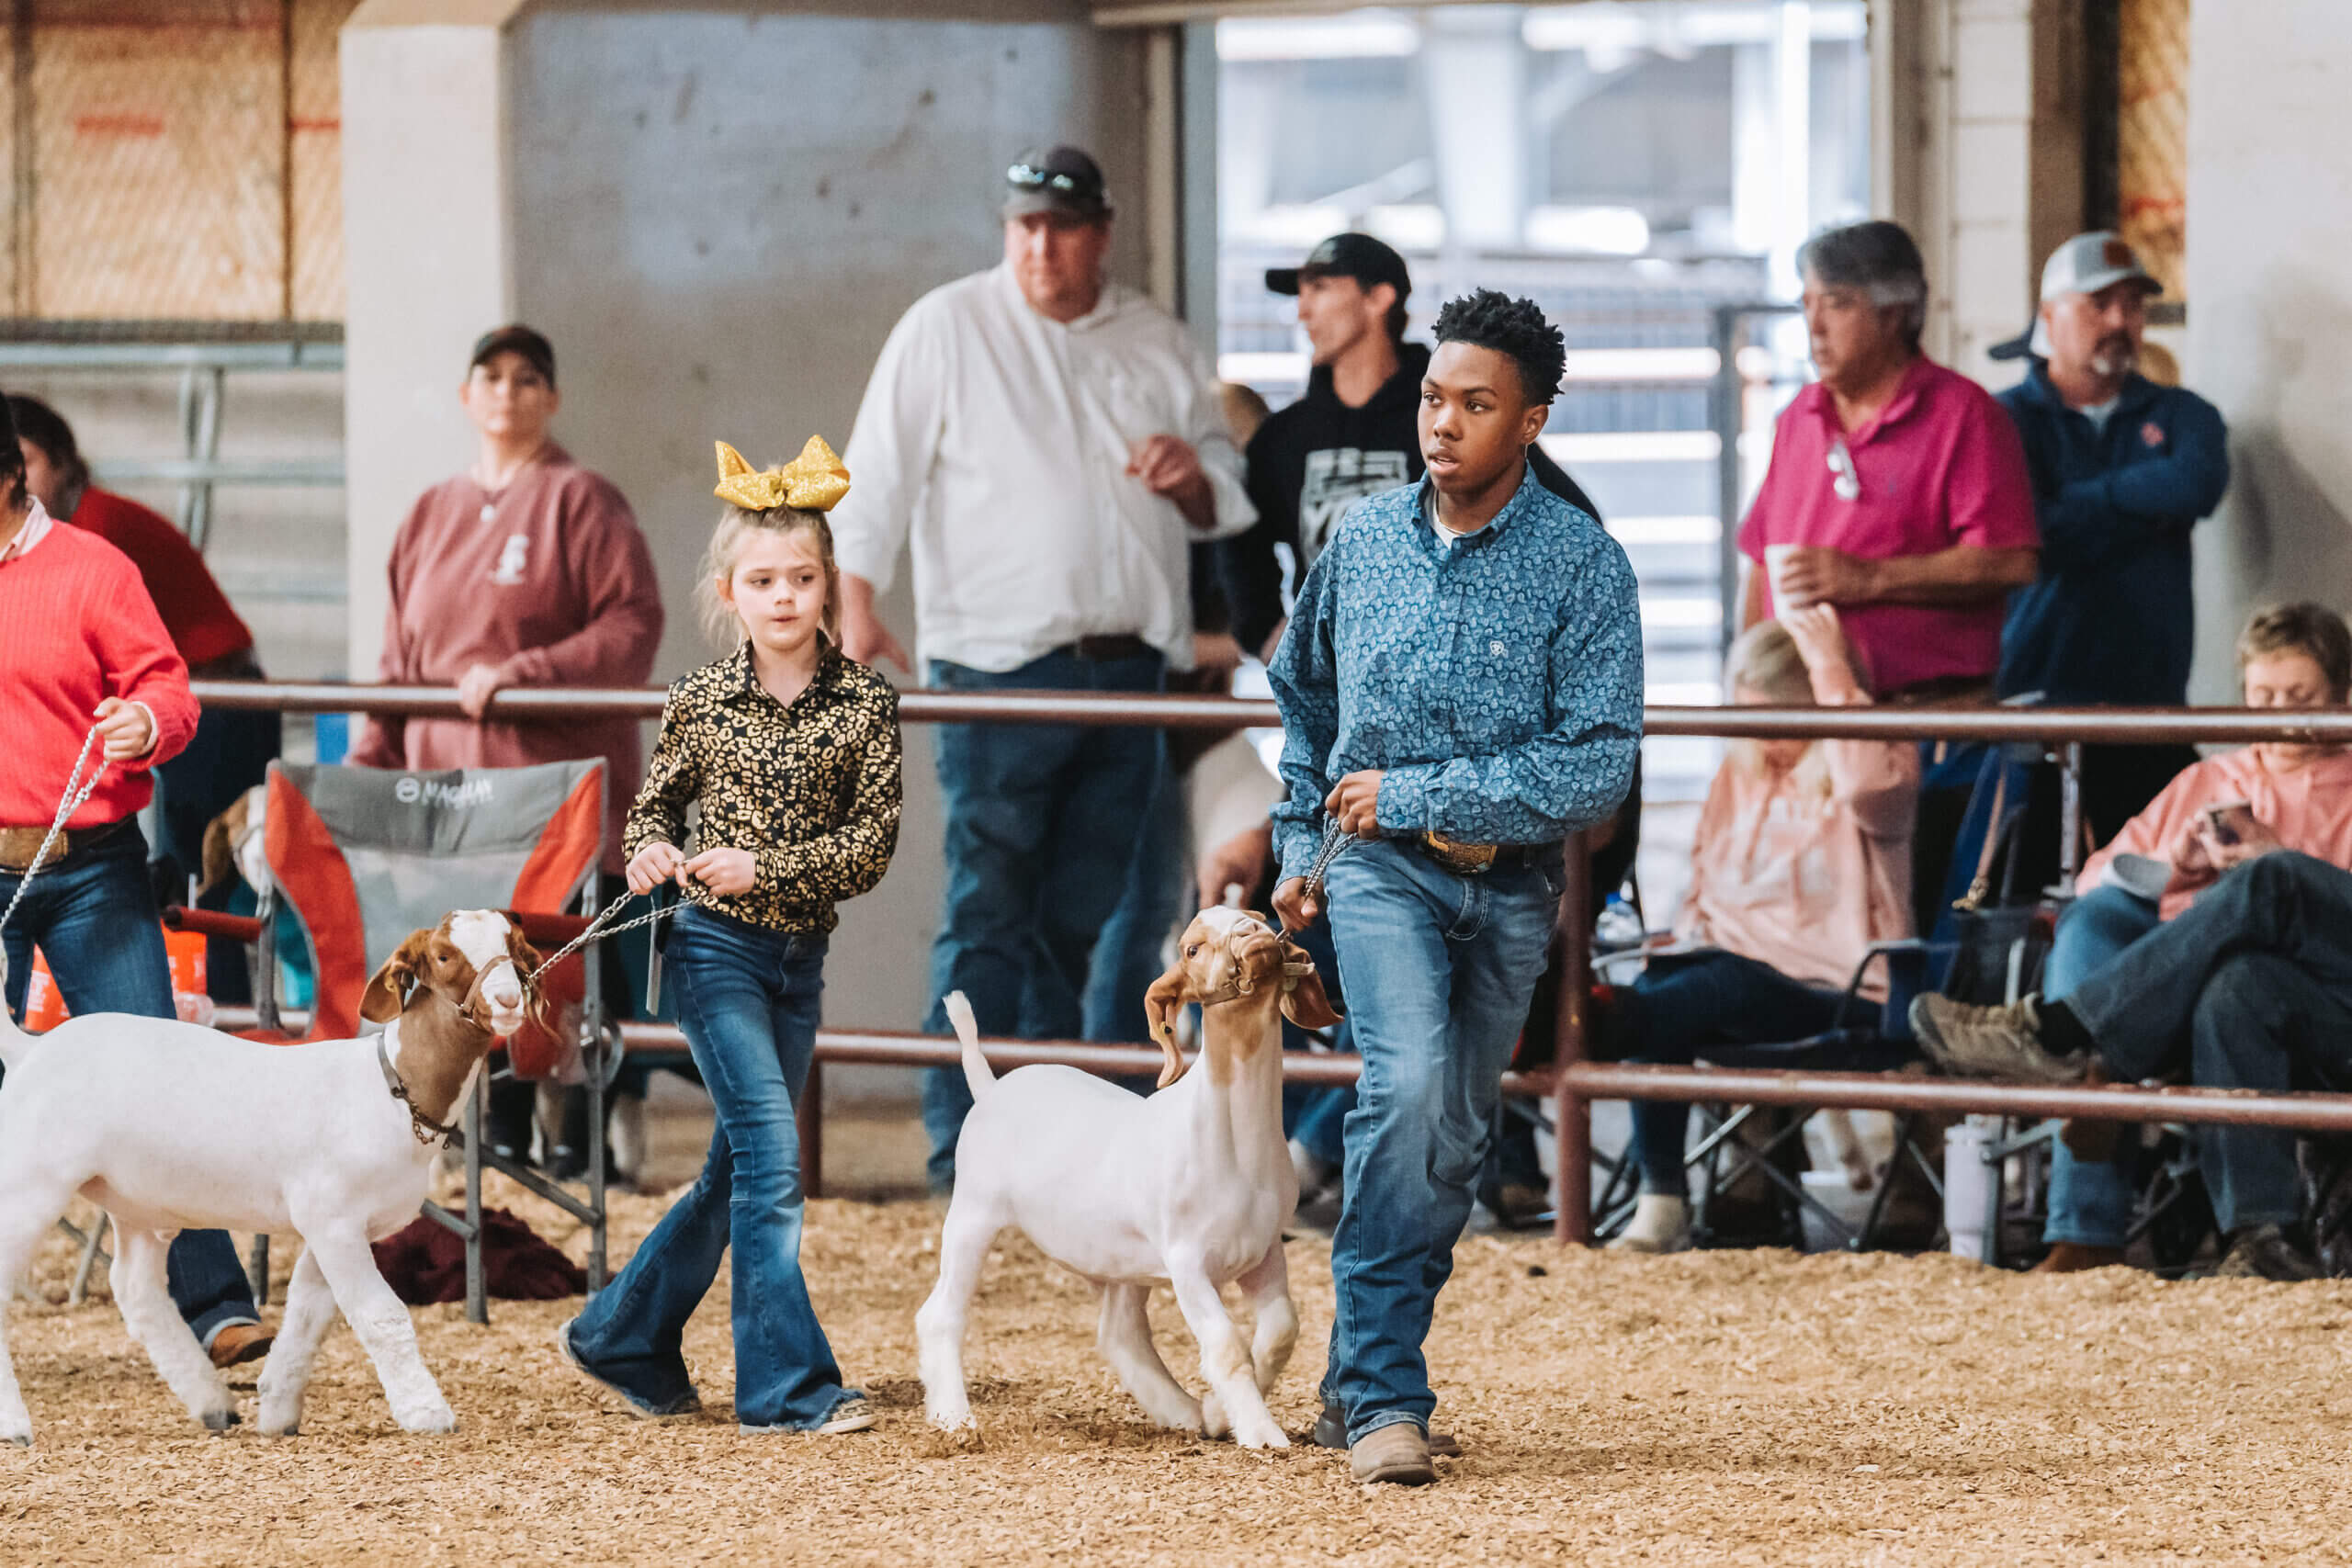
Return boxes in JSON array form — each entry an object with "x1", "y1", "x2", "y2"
[
  {"x1": 0, "y1": 396, "x2": 270, "y2": 1368},
  {"x1": 9, "y1": 394, "x2": 279, "y2": 900}
]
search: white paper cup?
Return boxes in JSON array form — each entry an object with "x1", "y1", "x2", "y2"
[{"x1": 1763, "y1": 543, "x2": 1811, "y2": 608}]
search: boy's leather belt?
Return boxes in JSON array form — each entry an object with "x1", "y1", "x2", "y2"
[
  {"x1": 0, "y1": 817, "x2": 125, "y2": 873},
  {"x1": 1413, "y1": 829, "x2": 1558, "y2": 876}
]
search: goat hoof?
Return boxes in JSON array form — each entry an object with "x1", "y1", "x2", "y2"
[
  {"x1": 201, "y1": 1408, "x2": 241, "y2": 1432},
  {"x1": 3, "y1": 1430, "x2": 28, "y2": 1449}
]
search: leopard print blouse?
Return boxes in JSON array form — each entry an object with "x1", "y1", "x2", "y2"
[{"x1": 625, "y1": 643, "x2": 901, "y2": 934}]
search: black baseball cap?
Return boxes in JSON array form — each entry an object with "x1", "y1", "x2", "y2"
[
  {"x1": 1003, "y1": 145, "x2": 1112, "y2": 221},
  {"x1": 469, "y1": 324, "x2": 556, "y2": 386},
  {"x1": 1265, "y1": 232, "x2": 1411, "y2": 299}
]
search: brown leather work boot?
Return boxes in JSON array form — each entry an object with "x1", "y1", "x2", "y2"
[
  {"x1": 2031, "y1": 1242, "x2": 2125, "y2": 1274},
  {"x1": 1313, "y1": 1399, "x2": 1460, "y2": 1456},
  {"x1": 209, "y1": 1322, "x2": 274, "y2": 1370},
  {"x1": 1350, "y1": 1422, "x2": 1435, "y2": 1485}
]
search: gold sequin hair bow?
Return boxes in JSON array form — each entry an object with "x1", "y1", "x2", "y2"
[{"x1": 713, "y1": 434, "x2": 851, "y2": 513}]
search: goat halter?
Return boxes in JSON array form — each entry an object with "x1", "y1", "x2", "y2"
[{"x1": 378, "y1": 1035, "x2": 463, "y2": 1148}]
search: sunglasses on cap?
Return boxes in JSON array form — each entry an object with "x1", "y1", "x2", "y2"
[{"x1": 1008, "y1": 162, "x2": 1087, "y2": 194}]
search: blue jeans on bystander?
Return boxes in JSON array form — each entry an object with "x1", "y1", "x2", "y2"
[
  {"x1": 1317, "y1": 840, "x2": 1562, "y2": 1445},
  {"x1": 919, "y1": 649, "x2": 1165, "y2": 1192},
  {"x1": 565, "y1": 905, "x2": 853, "y2": 1429},
  {"x1": 2040, "y1": 885, "x2": 2165, "y2": 1249},
  {"x1": 0, "y1": 820, "x2": 260, "y2": 1347}
]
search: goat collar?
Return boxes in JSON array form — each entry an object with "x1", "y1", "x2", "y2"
[
  {"x1": 378, "y1": 1034, "x2": 464, "y2": 1149},
  {"x1": 1195, "y1": 955, "x2": 1317, "y2": 1011}
]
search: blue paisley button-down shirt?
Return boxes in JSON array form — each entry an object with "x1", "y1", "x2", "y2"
[{"x1": 1267, "y1": 464, "x2": 1644, "y2": 886}]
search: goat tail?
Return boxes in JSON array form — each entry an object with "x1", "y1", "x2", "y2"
[
  {"x1": 944, "y1": 990, "x2": 994, "y2": 1102},
  {"x1": 0, "y1": 950, "x2": 29, "y2": 1071}
]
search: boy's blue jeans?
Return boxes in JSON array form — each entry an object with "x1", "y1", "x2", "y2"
[
  {"x1": 0, "y1": 821, "x2": 260, "y2": 1348},
  {"x1": 918, "y1": 649, "x2": 1165, "y2": 1192},
  {"x1": 567, "y1": 906, "x2": 852, "y2": 1429},
  {"x1": 2040, "y1": 885, "x2": 2164, "y2": 1249},
  {"x1": 1317, "y1": 839, "x2": 1562, "y2": 1444}
]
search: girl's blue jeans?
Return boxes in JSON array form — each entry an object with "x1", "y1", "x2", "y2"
[{"x1": 567, "y1": 905, "x2": 853, "y2": 1428}]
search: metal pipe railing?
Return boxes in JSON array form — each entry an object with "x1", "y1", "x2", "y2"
[
  {"x1": 193, "y1": 680, "x2": 2352, "y2": 1245},
  {"x1": 191, "y1": 679, "x2": 2352, "y2": 746}
]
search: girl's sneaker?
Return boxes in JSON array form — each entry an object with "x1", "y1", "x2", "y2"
[
  {"x1": 555, "y1": 1318, "x2": 702, "y2": 1418},
  {"x1": 739, "y1": 1397, "x2": 877, "y2": 1437},
  {"x1": 818, "y1": 1397, "x2": 877, "y2": 1435}
]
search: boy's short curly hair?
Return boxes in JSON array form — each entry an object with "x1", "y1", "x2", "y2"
[{"x1": 1430, "y1": 289, "x2": 1566, "y2": 406}]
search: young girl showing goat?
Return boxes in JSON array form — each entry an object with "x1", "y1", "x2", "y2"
[{"x1": 558, "y1": 436, "x2": 901, "y2": 1435}]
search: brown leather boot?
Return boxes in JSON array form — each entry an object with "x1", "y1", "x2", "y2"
[
  {"x1": 2031, "y1": 1242, "x2": 2125, "y2": 1274},
  {"x1": 1350, "y1": 1423, "x2": 1435, "y2": 1484},
  {"x1": 208, "y1": 1322, "x2": 275, "y2": 1369}
]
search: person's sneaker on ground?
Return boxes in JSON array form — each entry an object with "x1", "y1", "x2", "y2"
[
  {"x1": 1907, "y1": 994, "x2": 2090, "y2": 1084},
  {"x1": 1350, "y1": 1421, "x2": 1436, "y2": 1484},
  {"x1": 817, "y1": 1397, "x2": 877, "y2": 1435},
  {"x1": 555, "y1": 1317, "x2": 701, "y2": 1418},
  {"x1": 2030, "y1": 1242, "x2": 2126, "y2": 1274},
  {"x1": 1607, "y1": 1192, "x2": 1690, "y2": 1254},
  {"x1": 2214, "y1": 1224, "x2": 2324, "y2": 1282},
  {"x1": 1310, "y1": 1400, "x2": 1461, "y2": 1456},
  {"x1": 208, "y1": 1322, "x2": 274, "y2": 1370},
  {"x1": 741, "y1": 1397, "x2": 877, "y2": 1436}
]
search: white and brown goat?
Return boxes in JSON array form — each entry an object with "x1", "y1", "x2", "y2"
[
  {"x1": 918, "y1": 907, "x2": 1338, "y2": 1449},
  {"x1": 0, "y1": 910, "x2": 541, "y2": 1443}
]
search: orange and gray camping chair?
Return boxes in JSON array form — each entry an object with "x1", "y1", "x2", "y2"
[{"x1": 170, "y1": 758, "x2": 615, "y2": 1323}]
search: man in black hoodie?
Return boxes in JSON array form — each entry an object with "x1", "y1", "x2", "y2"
[{"x1": 1217, "y1": 232, "x2": 1599, "y2": 663}]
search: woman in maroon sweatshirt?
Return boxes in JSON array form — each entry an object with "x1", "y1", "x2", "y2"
[{"x1": 350, "y1": 325, "x2": 664, "y2": 1170}]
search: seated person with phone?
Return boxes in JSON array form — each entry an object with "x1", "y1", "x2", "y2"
[{"x1": 2029, "y1": 602, "x2": 2352, "y2": 1274}]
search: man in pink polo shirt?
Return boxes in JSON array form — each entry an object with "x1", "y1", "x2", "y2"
[{"x1": 1737, "y1": 220, "x2": 2039, "y2": 927}]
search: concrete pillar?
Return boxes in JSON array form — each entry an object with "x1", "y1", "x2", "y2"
[
  {"x1": 1421, "y1": 6, "x2": 1527, "y2": 253},
  {"x1": 2185, "y1": 0, "x2": 2352, "y2": 699},
  {"x1": 339, "y1": 0, "x2": 526, "y2": 678},
  {"x1": 1889, "y1": 0, "x2": 2082, "y2": 379}
]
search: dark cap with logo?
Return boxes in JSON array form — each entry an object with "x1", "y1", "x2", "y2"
[
  {"x1": 1003, "y1": 145, "x2": 1113, "y2": 221},
  {"x1": 1265, "y1": 232, "x2": 1412, "y2": 299},
  {"x1": 469, "y1": 324, "x2": 556, "y2": 387}
]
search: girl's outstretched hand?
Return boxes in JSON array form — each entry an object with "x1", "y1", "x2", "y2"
[
  {"x1": 683, "y1": 846, "x2": 758, "y2": 897},
  {"x1": 627, "y1": 841, "x2": 685, "y2": 896}
]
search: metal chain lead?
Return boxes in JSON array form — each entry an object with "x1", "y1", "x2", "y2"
[
  {"x1": 0, "y1": 724, "x2": 107, "y2": 939},
  {"x1": 1302, "y1": 818, "x2": 1356, "y2": 905},
  {"x1": 526, "y1": 888, "x2": 672, "y2": 981}
]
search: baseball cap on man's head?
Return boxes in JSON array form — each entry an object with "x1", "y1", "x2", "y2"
[
  {"x1": 1988, "y1": 231, "x2": 2161, "y2": 361},
  {"x1": 469, "y1": 323, "x2": 556, "y2": 386},
  {"x1": 1003, "y1": 146, "x2": 1112, "y2": 220},
  {"x1": 1264, "y1": 231, "x2": 1412, "y2": 299}
]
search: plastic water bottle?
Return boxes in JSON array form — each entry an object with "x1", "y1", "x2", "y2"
[{"x1": 1942, "y1": 1117, "x2": 1997, "y2": 1260}]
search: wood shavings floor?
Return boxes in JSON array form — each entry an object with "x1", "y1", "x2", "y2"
[{"x1": 7, "y1": 1175, "x2": 2352, "y2": 1565}]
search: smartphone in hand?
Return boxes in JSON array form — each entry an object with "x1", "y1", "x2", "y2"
[{"x1": 2205, "y1": 800, "x2": 2254, "y2": 847}]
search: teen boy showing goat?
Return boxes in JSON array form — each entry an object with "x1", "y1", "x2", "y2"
[{"x1": 1268, "y1": 290, "x2": 1642, "y2": 1484}]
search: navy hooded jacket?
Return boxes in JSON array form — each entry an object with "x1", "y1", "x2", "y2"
[{"x1": 1995, "y1": 361, "x2": 2229, "y2": 705}]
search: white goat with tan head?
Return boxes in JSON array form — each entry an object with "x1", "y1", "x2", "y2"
[
  {"x1": 0, "y1": 910, "x2": 541, "y2": 1444},
  {"x1": 918, "y1": 906, "x2": 1338, "y2": 1449}
]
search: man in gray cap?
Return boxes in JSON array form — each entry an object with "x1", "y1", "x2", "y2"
[
  {"x1": 1989, "y1": 231, "x2": 2232, "y2": 1276},
  {"x1": 831, "y1": 145, "x2": 1253, "y2": 1195},
  {"x1": 1993, "y1": 231, "x2": 2230, "y2": 832}
]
